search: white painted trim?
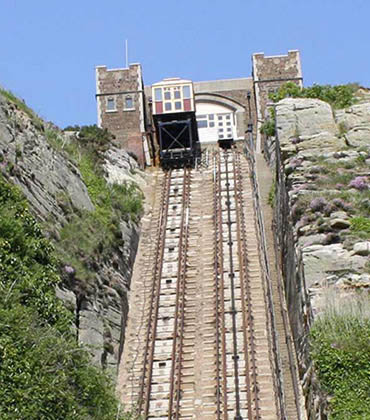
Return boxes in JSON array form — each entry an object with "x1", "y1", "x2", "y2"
[
  {"x1": 137, "y1": 65, "x2": 146, "y2": 134},
  {"x1": 252, "y1": 55, "x2": 262, "y2": 153},
  {"x1": 95, "y1": 67, "x2": 102, "y2": 127},
  {"x1": 296, "y1": 52, "x2": 303, "y2": 87}
]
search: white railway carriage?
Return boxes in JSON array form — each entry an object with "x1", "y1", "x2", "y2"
[
  {"x1": 151, "y1": 78, "x2": 199, "y2": 168},
  {"x1": 152, "y1": 78, "x2": 195, "y2": 115}
]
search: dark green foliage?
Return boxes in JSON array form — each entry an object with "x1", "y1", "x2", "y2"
[
  {"x1": 310, "y1": 298, "x2": 370, "y2": 419},
  {"x1": 260, "y1": 107, "x2": 276, "y2": 137},
  {"x1": 269, "y1": 82, "x2": 359, "y2": 109},
  {"x1": 0, "y1": 175, "x2": 136, "y2": 419}
]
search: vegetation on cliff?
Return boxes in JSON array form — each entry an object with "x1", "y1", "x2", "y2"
[
  {"x1": 310, "y1": 294, "x2": 370, "y2": 419},
  {"x1": 45, "y1": 124, "x2": 143, "y2": 292},
  {"x1": 0, "y1": 175, "x2": 136, "y2": 419},
  {"x1": 260, "y1": 82, "x2": 359, "y2": 136}
]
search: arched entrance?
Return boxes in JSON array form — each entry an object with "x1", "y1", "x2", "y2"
[{"x1": 195, "y1": 94, "x2": 246, "y2": 145}]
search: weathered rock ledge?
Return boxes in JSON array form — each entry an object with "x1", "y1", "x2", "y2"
[
  {"x1": 0, "y1": 92, "x2": 145, "y2": 374},
  {"x1": 264, "y1": 96, "x2": 370, "y2": 419}
]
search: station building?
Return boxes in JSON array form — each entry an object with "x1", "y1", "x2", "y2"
[{"x1": 95, "y1": 50, "x2": 303, "y2": 166}]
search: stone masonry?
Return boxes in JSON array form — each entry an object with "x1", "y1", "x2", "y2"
[
  {"x1": 96, "y1": 51, "x2": 302, "y2": 163},
  {"x1": 95, "y1": 63, "x2": 147, "y2": 166}
]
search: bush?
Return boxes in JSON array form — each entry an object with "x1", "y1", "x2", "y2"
[
  {"x1": 0, "y1": 175, "x2": 136, "y2": 419},
  {"x1": 310, "y1": 293, "x2": 370, "y2": 419},
  {"x1": 269, "y1": 82, "x2": 359, "y2": 109}
]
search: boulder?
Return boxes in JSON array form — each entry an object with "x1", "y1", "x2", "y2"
[
  {"x1": 302, "y1": 243, "x2": 367, "y2": 288},
  {"x1": 329, "y1": 218, "x2": 351, "y2": 229},
  {"x1": 353, "y1": 241, "x2": 370, "y2": 256},
  {"x1": 335, "y1": 102, "x2": 370, "y2": 148},
  {"x1": 275, "y1": 98, "x2": 344, "y2": 154}
]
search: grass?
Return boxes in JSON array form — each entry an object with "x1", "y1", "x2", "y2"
[
  {"x1": 44, "y1": 126, "x2": 143, "y2": 292},
  {"x1": 310, "y1": 291, "x2": 370, "y2": 419},
  {"x1": 0, "y1": 87, "x2": 44, "y2": 130}
]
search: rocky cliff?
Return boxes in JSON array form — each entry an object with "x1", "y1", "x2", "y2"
[
  {"x1": 0, "y1": 90, "x2": 145, "y2": 374},
  {"x1": 264, "y1": 91, "x2": 370, "y2": 418}
]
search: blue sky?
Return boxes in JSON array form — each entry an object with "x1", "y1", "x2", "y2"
[{"x1": 1, "y1": 0, "x2": 369, "y2": 128}]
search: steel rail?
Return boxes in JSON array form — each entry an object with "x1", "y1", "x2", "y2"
[
  {"x1": 168, "y1": 168, "x2": 191, "y2": 419},
  {"x1": 232, "y1": 150, "x2": 253, "y2": 419},
  {"x1": 223, "y1": 150, "x2": 243, "y2": 420},
  {"x1": 214, "y1": 153, "x2": 229, "y2": 419},
  {"x1": 138, "y1": 170, "x2": 172, "y2": 416},
  {"x1": 234, "y1": 151, "x2": 261, "y2": 418}
]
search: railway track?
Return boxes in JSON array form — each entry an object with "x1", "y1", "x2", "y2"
[{"x1": 118, "y1": 150, "x2": 278, "y2": 419}]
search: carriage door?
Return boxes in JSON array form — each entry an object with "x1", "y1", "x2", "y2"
[{"x1": 217, "y1": 113, "x2": 235, "y2": 141}]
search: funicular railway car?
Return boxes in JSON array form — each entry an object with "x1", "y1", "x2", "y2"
[{"x1": 152, "y1": 78, "x2": 200, "y2": 168}]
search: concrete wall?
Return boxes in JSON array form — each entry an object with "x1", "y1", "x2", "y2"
[{"x1": 96, "y1": 64, "x2": 146, "y2": 166}]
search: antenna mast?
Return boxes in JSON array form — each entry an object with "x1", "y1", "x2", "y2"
[{"x1": 125, "y1": 39, "x2": 129, "y2": 68}]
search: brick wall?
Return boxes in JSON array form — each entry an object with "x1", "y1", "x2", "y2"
[{"x1": 96, "y1": 64, "x2": 145, "y2": 166}]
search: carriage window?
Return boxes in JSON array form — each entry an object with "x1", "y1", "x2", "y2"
[
  {"x1": 218, "y1": 115, "x2": 223, "y2": 120},
  {"x1": 164, "y1": 91, "x2": 171, "y2": 100},
  {"x1": 154, "y1": 88, "x2": 162, "y2": 101},
  {"x1": 124, "y1": 95, "x2": 134, "y2": 110},
  {"x1": 174, "y1": 90, "x2": 181, "y2": 99},
  {"x1": 107, "y1": 97, "x2": 116, "y2": 111},
  {"x1": 183, "y1": 85, "x2": 191, "y2": 99},
  {"x1": 165, "y1": 102, "x2": 172, "y2": 111},
  {"x1": 197, "y1": 120, "x2": 208, "y2": 128},
  {"x1": 226, "y1": 114, "x2": 231, "y2": 120},
  {"x1": 209, "y1": 114, "x2": 214, "y2": 120},
  {"x1": 175, "y1": 101, "x2": 182, "y2": 110},
  {"x1": 209, "y1": 122, "x2": 215, "y2": 127}
]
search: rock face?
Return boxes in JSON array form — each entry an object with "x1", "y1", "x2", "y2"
[
  {"x1": 266, "y1": 95, "x2": 370, "y2": 419},
  {"x1": 0, "y1": 91, "x2": 143, "y2": 374},
  {"x1": 335, "y1": 102, "x2": 370, "y2": 147},
  {"x1": 275, "y1": 98, "x2": 343, "y2": 155}
]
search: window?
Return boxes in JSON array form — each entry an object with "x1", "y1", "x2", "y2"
[
  {"x1": 107, "y1": 97, "x2": 116, "y2": 111},
  {"x1": 175, "y1": 101, "x2": 182, "y2": 110},
  {"x1": 154, "y1": 88, "x2": 162, "y2": 101},
  {"x1": 164, "y1": 91, "x2": 171, "y2": 100},
  {"x1": 209, "y1": 114, "x2": 214, "y2": 120},
  {"x1": 197, "y1": 120, "x2": 208, "y2": 128},
  {"x1": 174, "y1": 90, "x2": 181, "y2": 99},
  {"x1": 124, "y1": 95, "x2": 134, "y2": 110},
  {"x1": 183, "y1": 85, "x2": 191, "y2": 99},
  {"x1": 218, "y1": 115, "x2": 223, "y2": 120},
  {"x1": 209, "y1": 122, "x2": 215, "y2": 127},
  {"x1": 226, "y1": 114, "x2": 231, "y2": 120},
  {"x1": 165, "y1": 102, "x2": 172, "y2": 111}
]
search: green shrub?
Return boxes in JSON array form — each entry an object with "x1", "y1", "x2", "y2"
[
  {"x1": 269, "y1": 82, "x2": 359, "y2": 109},
  {"x1": 350, "y1": 216, "x2": 370, "y2": 239},
  {"x1": 0, "y1": 175, "x2": 137, "y2": 419},
  {"x1": 310, "y1": 294, "x2": 370, "y2": 419}
]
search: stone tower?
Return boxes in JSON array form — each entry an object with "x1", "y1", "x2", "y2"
[
  {"x1": 252, "y1": 50, "x2": 303, "y2": 152},
  {"x1": 95, "y1": 63, "x2": 149, "y2": 166}
]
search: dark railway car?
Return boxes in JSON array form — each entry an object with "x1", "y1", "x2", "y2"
[{"x1": 152, "y1": 78, "x2": 199, "y2": 168}]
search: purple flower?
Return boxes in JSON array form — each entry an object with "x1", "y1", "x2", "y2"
[
  {"x1": 309, "y1": 197, "x2": 328, "y2": 212},
  {"x1": 64, "y1": 265, "x2": 75, "y2": 275},
  {"x1": 348, "y1": 176, "x2": 369, "y2": 191}
]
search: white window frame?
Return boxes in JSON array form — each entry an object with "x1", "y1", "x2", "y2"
[
  {"x1": 106, "y1": 97, "x2": 117, "y2": 112},
  {"x1": 124, "y1": 94, "x2": 135, "y2": 111}
]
